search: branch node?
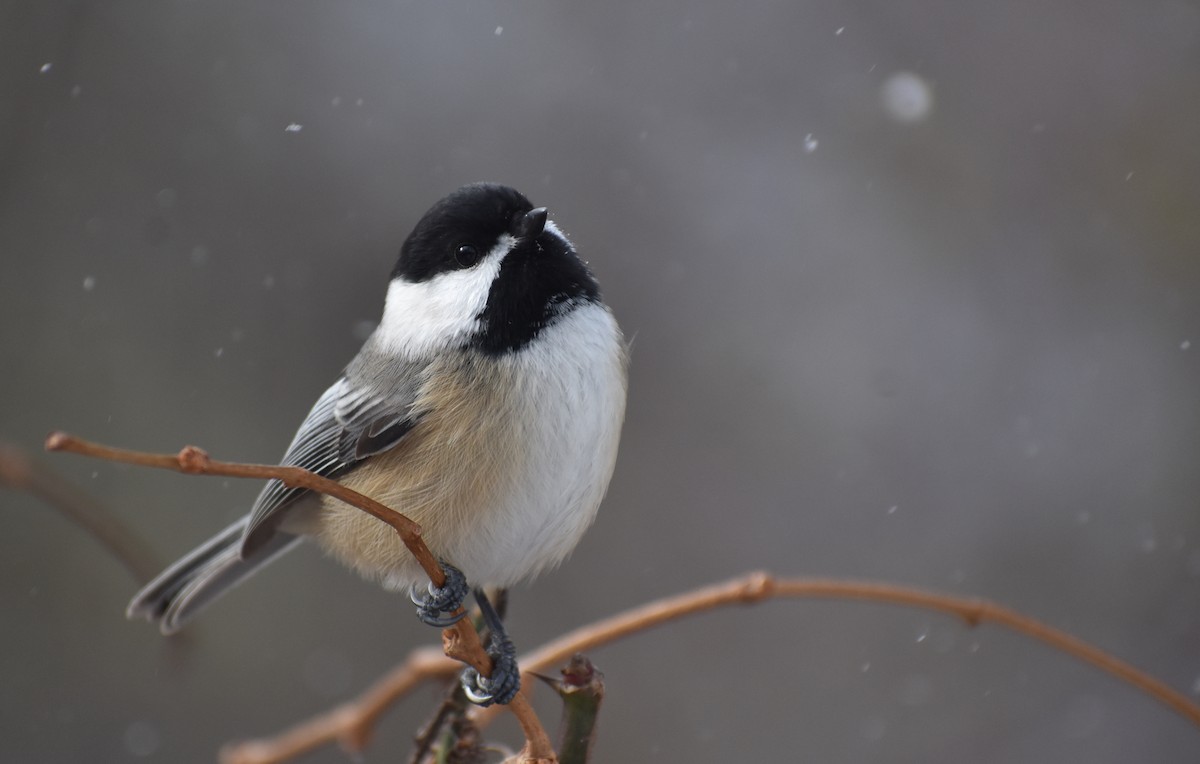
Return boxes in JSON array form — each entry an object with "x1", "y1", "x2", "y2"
[
  {"x1": 177, "y1": 445, "x2": 211, "y2": 473},
  {"x1": 443, "y1": 624, "x2": 484, "y2": 671},
  {"x1": 43, "y1": 431, "x2": 555, "y2": 760},
  {"x1": 741, "y1": 570, "x2": 776, "y2": 602},
  {"x1": 960, "y1": 600, "x2": 985, "y2": 628}
]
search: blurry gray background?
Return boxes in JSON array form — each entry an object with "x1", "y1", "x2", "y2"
[{"x1": 3, "y1": 1, "x2": 1200, "y2": 761}]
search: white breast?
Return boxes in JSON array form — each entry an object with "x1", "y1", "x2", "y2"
[
  {"x1": 452, "y1": 301, "x2": 628, "y2": 585},
  {"x1": 304, "y1": 300, "x2": 628, "y2": 590}
]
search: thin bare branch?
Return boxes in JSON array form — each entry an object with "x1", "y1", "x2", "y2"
[
  {"x1": 44, "y1": 431, "x2": 556, "y2": 763},
  {"x1": 408, "y1": 687, "x2": 469, "y2": 764},
  {"x1": 2, "y1": 441, "x2": 161, "y2": 583},
  {"x1": 47, "y1": 430, "x2": 1200, "y2": 760},
  {"x1": 220, "y1": 647, "x2": 454, "y2": 764},
  {"x1": 225, "y1": 571, "x2": 1200, "y2": 763},
  {"x1": 44, "y1": 431, "x2": 428, "y2": 560},
  {"x1": 485, "y1": 572, "x2": 1200, "y2": 728}
]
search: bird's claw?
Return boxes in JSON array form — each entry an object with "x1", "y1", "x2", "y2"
[
  {"x1": 461, "y1": 634, "x2": 520, "y2": 707},
  {"x1": 410, "y1": 562, "x2": 469, "y2": 628}
]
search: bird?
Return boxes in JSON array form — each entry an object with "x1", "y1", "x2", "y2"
[{"x1": 127, "y1": 183, "x2": 628, "y2": 705}]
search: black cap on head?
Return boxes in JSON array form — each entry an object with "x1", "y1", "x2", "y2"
[
  {"x1": 388, "y1": 182, "x2": 602, "y2": 355},
  {"x1": 392, "y1": 183, "x2": 534, "y2": 283}
]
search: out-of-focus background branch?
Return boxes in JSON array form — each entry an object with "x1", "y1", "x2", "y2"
[
  {"x1": 3, "y1": 2, "x2": 1199, "y2": 761},
  {"x1": 0, "y1": 443, "x2": 161, "y2": 584}
]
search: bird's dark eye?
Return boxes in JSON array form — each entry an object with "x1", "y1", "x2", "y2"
[{"x1": 455, "y1": 244, "x2": 480, "y2": 267}]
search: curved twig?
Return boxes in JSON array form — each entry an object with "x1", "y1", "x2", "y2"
[
  {"x1": 219, "y1": 647, "x2": 454, "y2": 764},
  {"x1": 44, "y1": 432, "x2": 1200, "y2": 761},
  {"x1": 224, "y1": 572, "x2": 1200, "y2": 763},
  {"x1": 489, "y1": 572, "x2": 1200, "y2": 729},
  {"x1": 44, "y1": 431, "x2": 555, "y2": 763}
]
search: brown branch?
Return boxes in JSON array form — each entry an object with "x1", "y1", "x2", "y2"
[
  {"x1": 43, "y1": 431, "x2": 556, "y2": 764},
  {"x1": 407, "y1": 686, "x2": 470, "y2": 764},
  {"x1": 222, "y1": 571, "x2": 1200, "y2": 764},
  {"x1": 220, "y1": 647, "x2": 455, "y2": 764},
  {"x1": 44, "y1": 429, "x2": 1200, "y2": 760},
  {"x1": 484, "y1": 572, "x2": 1200, "y2": 728},
  {"x1": 2, "y1": 441, "x2": 162, "y2": 583},
  {"x1": 43, "y1": 432, "x2": 434, "y2": 567}
]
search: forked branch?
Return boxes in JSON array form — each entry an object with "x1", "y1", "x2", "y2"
[
  {"x1": 227, "y1": 573, "x2": 1200, "y2": 764},
  {"x1": 42, "y1": 432, "x2": 1200, "y2": 764}
]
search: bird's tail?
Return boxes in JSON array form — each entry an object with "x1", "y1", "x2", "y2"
[{"x1": 127, "y1": 518, "x2": 301, "y2": 634}]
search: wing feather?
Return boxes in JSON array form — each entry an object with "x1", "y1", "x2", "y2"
[{"x1": 240, "y1": 356, "x2": 428, "y2": 556}]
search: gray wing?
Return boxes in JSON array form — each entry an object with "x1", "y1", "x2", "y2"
[{"x1": 240, "y1": 357, "x2": 428, "y2": 556}]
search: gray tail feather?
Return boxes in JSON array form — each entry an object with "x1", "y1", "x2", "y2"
[{"x1": 127, "y1": 518, "x2": 301, "y2": 635}]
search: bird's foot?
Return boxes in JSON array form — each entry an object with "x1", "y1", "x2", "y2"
[
  {"x1": 461, "y1": 633, "x2": 520, "y2": 707},
  {"x1": 409, "y1": 562, "x2": 469, "y2": 628}
]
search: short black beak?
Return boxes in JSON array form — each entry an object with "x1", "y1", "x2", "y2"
[{"x1": 513, "y1": 207, "x2": 548, "y2": 239}]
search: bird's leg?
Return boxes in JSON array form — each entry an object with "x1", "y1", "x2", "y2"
[
  {"x1": 409, "y1": 561, "x2": 469, "y2": 627},
  {"x1": 490, "y1": 586, "x2": 509, "y2": 621},
  {"x1": 460, "y1": 587, "x2": 520, "y2": 706}
]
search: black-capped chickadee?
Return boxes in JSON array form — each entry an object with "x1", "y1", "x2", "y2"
[{"x1": 128, "y1": 183, "x2": 628, "y2": 705}]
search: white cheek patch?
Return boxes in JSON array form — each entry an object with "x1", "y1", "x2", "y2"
[{"x1": 376, "y1": 236, "x2": 515, "y2": 358}]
